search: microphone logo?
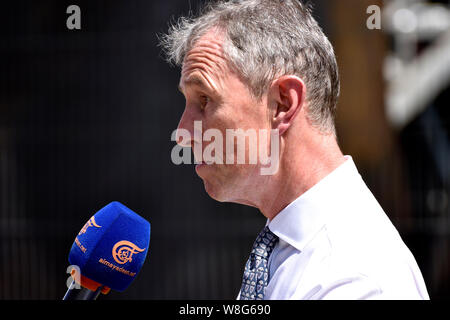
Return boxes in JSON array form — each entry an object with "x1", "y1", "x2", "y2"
[
  {"x1": 78, "y1": 216, "x2": 101, "y2": 235},
  {"x1": 112, "y1": 240, "x2": 146, "y2": 265}
]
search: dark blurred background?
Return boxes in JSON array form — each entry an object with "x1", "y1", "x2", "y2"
[{"x1": 0, "y1": 0, "x2": 449, "y2": 299}]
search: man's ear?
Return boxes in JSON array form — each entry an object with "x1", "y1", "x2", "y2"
[{"x1": 268, "y1": 76, "x2": 305, "y2": 136}]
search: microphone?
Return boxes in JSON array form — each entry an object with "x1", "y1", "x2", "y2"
[{"x1": 63, "y1": 201, "x2": 151, "y2": 300}]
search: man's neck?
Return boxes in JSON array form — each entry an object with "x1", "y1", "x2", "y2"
[{"x1": 259, "y1": 132, "x2": 346, "y2": 221}]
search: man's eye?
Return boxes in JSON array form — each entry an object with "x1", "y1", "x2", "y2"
[{"x1": 199, "y1": 95, "x2": 209, "y2": 110}]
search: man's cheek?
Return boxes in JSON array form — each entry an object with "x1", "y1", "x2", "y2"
[{"x1": 203, "y1": 129, "x2": 224, "y2": 165}]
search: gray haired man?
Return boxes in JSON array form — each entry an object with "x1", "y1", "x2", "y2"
[{"x1": 161, "y1": 0, "x2": 429, "y2": 299}]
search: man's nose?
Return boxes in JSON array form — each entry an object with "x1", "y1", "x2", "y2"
[{"x1": 176, "y1": 109, "x2": 200, "y2": 148}]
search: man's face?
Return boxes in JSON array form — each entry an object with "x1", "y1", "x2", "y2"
[{"x1": 177, "y1": 29, "x2": 271, "y2": 204}]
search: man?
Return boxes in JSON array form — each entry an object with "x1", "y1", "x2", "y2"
[{"x1": 161, "y1": 0, "x2": 429, "y2": 299}]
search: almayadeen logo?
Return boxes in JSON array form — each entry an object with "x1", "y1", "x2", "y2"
[
  {"x1": 75, "y1": 216, "x2": 102, "y2": 254},
  {"x1": 98, "y1": 258, "x2": 137, "y2": 277},
  {"x1": 78, "y1": 216, "x2": 101, "y2": 235},
  {"x1": 112, "y1": 240, "x2": 146, "y2": 264},
  {"x1": 97, "y1": 240, "x2": 145, "y2": 277}
]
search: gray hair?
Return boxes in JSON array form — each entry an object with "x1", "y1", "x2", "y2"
[{"x1": 160, "y1": 0, "x2": 340, "y2": 134}]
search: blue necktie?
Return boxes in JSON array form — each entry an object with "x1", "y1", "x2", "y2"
[{"x1": 239, "y1": 226, "x2": 279, "y2": 300}]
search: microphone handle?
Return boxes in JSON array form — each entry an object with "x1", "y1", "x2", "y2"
[{"x1": 63, "y1": 279, "x2": 103, "y2": 300}]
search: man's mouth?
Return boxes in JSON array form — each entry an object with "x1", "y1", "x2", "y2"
[
  {"x1": 196, "y1": 161, "x2": 212, "y2": 166},
  {"x1": 195, "y1": 160, "x2": 215, "y2": 172}
]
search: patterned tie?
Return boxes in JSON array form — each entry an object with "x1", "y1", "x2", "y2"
[{"x1": 239, "y1": 226, "x2": 279, "y2": 300}]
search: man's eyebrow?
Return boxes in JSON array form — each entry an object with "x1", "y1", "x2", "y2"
[{"x1": 178, "y1": 75, "x2": 216, "y2": 95}]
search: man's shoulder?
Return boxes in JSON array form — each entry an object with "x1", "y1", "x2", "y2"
[{"x1": 296, "y1": 209, "x2": 429, "y2": 299}]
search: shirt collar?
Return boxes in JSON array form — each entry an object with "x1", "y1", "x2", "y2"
[{"x1": 268, "y1": 156, "x2": 360, "y2": 252}]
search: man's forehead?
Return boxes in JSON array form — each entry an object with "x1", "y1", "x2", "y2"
[{"x1": 179, "y1": 30, "x2": 228, "y2": 93}]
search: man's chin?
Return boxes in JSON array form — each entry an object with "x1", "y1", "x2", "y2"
[
  {"x1": 196, "y1": 163, "x2": 251, "y2": 203},
  {"x1": 198, "y1": 172, "x2": 229, "y2": 203},
  {"x1": 201, "y1": 179, "x2": 223, "y2": 202},
  {"x1": 202, "y1": 180, "x2": 258, "y2": 207}
]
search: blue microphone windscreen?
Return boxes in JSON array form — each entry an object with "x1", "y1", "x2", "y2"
[{"x1": 68, "y1": 201, "x2": 151, "y2": 292}]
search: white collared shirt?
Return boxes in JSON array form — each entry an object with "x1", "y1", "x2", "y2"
[{"x1": 239, "y1": 156, "x2": 429, "y2": 300}]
